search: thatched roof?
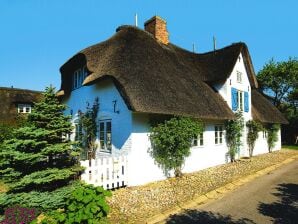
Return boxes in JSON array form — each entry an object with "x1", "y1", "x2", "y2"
[
  {"x1": 58, "y1": 25, "x2": 280, "y2": 122},
  {"x1": 0, "y1": 87, "x2": 42, "y2": 123},
  {"x1": 252, "y1": 90, "x2": 288, "y2": 124}
]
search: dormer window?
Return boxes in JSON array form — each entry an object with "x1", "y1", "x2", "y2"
[
  {"x1": 72, "y1": 66, "x2": 88, "y2": 90},
  {"x1": 237, "y1": 71, "x2": 242, "y2": 83},
  {"x1": 18, "y1": 104, "x2": 31, "y2": 113}
]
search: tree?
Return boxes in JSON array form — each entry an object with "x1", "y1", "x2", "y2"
[
  {"x1": 225, "y1": 111, "x2": 244, "y2": 162},
  {"x1": 257, "y1": 58, "x2": 298, "y2": 144},
  {"x1": 0, "y1": 86, "x2": 83, "y2": 212},
  {"x1": 246, "y1": 120, "x2": 262, "y2": 157},
  {"x1": 149, "y1": 116, "x2": 203, "y2": 177},
  {"x1": 257, "y1": 58, "x2": 298, "y2": 109}
]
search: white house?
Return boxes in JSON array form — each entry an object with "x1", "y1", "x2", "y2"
[{"x1": 57, "y1": 16, "x2": 288, "y2": 189}]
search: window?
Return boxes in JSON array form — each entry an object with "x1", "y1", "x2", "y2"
[
  {"x1": 215, "y1": 125, "x2": 223, "y2": 144},
  {"x1": 99, "y1": 120, "x2": 112, "y2": 152},
  {"x1": 263, "y1": 130, "x2": 267, "y2": 139},
  {"x1": 17, "y1": 104, "x2": 31, "y2": 113},
  {"x1": 74, "y1": 123, "x2": 83, "y2": 141},
  {"x1": 72, "y1": 66, "x2": 88, "y2": 90},
  {"x1": 192, "y1": 132, "x2": 204, "y2": 147},
  {"x1": 237, "y1": 71, "x2": 242, "y2": 83},
  {"x1": 238, "y1": 91, "x2": 244, "y2": 111}
]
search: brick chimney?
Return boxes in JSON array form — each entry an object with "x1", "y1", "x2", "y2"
[{"x1": 144, "y1": 16, "x2": 169, "y2": 45}]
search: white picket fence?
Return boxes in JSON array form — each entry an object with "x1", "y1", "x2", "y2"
[{"x1": 80, "y1": 155, "x2": 128, "y2": 190}]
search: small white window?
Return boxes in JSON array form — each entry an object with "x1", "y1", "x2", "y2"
[
  {"x1": 72, "y1": 66, "x2": 88, "y2": 90},
  {"x1": 237, "y1": 71, "x2": 242, "y2": 83},
  {"x1": 192, "y1": 132, "x2": 204, "y2": 147},
  {"x1": 99, "y1": 120, "x2": 112, "y2": 152},
  {"x1": 215, "y1": 125, "x2": 223, "y2": 145},
  {"x1": 18, "y1": 104, "x2": 31, "y2": 113}
]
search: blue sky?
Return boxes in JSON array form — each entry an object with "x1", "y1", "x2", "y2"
[{"x1": 0, "y1": 0, "x2": 297, "y2": 91}]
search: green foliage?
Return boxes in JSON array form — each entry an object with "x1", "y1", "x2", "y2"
[
  {"x1": 78, "y1": 98, "x2": 99, "y2": 160},
  {"x1": 0, "y1": 86, "x2": 83, "y2": 213},
  {"x1": 225, "y1": 112, "x2": 244, "y2": 162},
  {"x1": 150, "y1": 116, "x2": 203, "y2": 177},
  {"x1": 257, "y1": 58, "x2": 298, "y2": 144},
  {"x1": 246, "y1": 120, "x2": 263, "y2": 157},
  {"x1": 266, "y1": 124, "x2": 280, "y2": 153},
  {"x1": 0, "y1": 124, "x2": 14, "y2": 144},
  {"x1": 40, "y1": 183, "x2": 111, "y2": 224}
]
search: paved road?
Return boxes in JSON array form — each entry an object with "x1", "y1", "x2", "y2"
[{"x1": 163, "y1": 160, "x2": 298, "y2": 224}]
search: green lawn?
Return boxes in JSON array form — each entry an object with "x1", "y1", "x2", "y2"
[{"x1": 282, "y1": 145, "x2": 298, "y2": 150}]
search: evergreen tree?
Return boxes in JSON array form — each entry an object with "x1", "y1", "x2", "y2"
[{"x1": 0, "y1": 86, "x2": 83, "y2": 211}]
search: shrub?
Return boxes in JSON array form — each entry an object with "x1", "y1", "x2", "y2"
[
  {"x1": 40, "y1": 183, "x2": 111, "y2": 224},
  {"x1": 225, "y1": 112, "x2": 244, "y2": 162},
  {"x1": 266, "y1": 124, "x2": 280, "y2": 152},
  {"x1": 150, "y1": 116, "x2": 203, "y2": 177},
  {"x1": 246, "y1": 120, "x2": 263, "y2": 157},
  {"x1": 0, "y1": 205, "x2": 39, "y2": 224}
]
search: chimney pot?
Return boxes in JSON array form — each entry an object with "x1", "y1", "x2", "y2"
[{"x1": 144, "y1": 16, "x2": 169, "y2": 45}]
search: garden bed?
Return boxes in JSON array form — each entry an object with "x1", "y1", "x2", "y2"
[{"x1": 107, "y1": 149, "x2": 298, "y2": 223}]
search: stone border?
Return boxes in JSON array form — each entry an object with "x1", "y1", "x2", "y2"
[{"x1": 146, "y1": 155, "x2": 298, "y2": 224}]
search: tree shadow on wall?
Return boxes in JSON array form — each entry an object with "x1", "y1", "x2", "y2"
[
  {"x1": 165, "y1": 210, "x2": 256, "y2": 224},
  {"x1": 258, "y1": 183, "x2": 298, "y2": 224}
]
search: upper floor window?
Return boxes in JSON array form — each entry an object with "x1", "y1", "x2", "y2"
[
  {"x1": 72, "y1": 66, "x2": 88, "y2": 90},
  {"x1": 18, "y1": 104, "x2": 31, "y2": 113},
  {"x1": 215, "y1": 125, "x2": 223, "y2": 145},
  {"x1": 192, "y1": 132, "x2": 204, "y2": 147},
  {"x1": 99, "y1": 120, "x2": 112, "y2": 152},
  {"x1": 236, "y1": 71, "x2": 242, "y2": 83},
  {"x1": 231, "y1": 88, "x2": 249, "y2": 112}
]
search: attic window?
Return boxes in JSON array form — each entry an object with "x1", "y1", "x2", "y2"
[
  {"x1": 72, "y1": 66, "x2": 88, "y2": 90},
  {"x1": 18, "y1": 104, "x2": 31, "y2": 113},
  {"x1": 236, "y1": 71, "x2": 242, "y2": 83}
]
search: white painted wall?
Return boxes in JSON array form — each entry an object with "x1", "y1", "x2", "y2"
[{"x1": 62, "y1": 78, "x2": 132, "y2": 156}]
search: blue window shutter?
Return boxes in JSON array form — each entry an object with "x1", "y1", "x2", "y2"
[
  {"x1": 244, "y1": 92, "x2": 249, "y2": 112},
  {"x1": 231, "y1": 88, "x2": 238, "y2": 111}
]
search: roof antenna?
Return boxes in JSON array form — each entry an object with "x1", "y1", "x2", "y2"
[
  {"x1": 213, "y1": 36, "x2": 216, "y2": 51},
  {"x1": 135, "y1": 13, "x2": 138, "y2": 27},
  {"x1": 192, "y1": 43, "x2": 196, "y2": 53}
]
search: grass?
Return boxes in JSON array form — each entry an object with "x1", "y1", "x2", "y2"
[{"x1": 282, "y1": 145, "x2": 298, "y2": 150}]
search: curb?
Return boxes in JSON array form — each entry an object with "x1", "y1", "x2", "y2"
[{"x1": 146, "y1": 155, "x2": 298, "y2": 224}]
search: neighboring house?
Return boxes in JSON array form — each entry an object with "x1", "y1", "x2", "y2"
[
  {"x1": 0, "y1": 87, "x2": 42, "y2": 124},
  {"x1": 58, "y1": 16, "x2": 288, "y2": 189}
]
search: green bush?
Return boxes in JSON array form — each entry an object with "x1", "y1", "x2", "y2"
[
  {"x1": 266, "y1": 124, "x2": 280, "y2": 152},
  {"x1": 150, "y1": 116, "x2": 203, "y2": 177},
  {"x1": 246, "y1": 120, "x2": 263, "y2": 157},
  {"x1": 40, "y1": 183, "x2": 111, "y2": 224}
]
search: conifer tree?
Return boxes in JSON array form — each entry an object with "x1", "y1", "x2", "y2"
[{"x1": 0, "y1": 86, "x2": 83, "y2": 210}]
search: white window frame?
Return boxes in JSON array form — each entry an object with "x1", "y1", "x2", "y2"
[
  {"x1": 98, "y1": 119, "x2": 112, "y2": 153},
  {"x1": 236, "y1": 71, "x2": 242, "y2": 83},
  {"x1": 192, "y1": 132, "x2": 204, "y2": 147},
  {"x1": 72, "y1": 66, "x2": 88, "y2": 90},
  {"x1": 238, "y1": 90, "x2": 244, "y2": 111},
  {"x1": 215, "y1": 125, "x2": 224, "y2": 145},
  {"x1": 17, "y1": 104, "x2": 31, "y2": 113}
]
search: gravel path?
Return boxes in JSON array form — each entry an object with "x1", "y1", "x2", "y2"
[{"x1": 107, "y1": 149, "x2": 298, "y2": 223}]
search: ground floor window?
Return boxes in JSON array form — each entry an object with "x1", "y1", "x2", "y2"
[
  {"x1": 263, "y1": 130, "x2": 267, "y2": 139},
  {"x1": 99, "y1": 119, "x2": 112, "y2": 152},
  {"x1": 215, "y1": 125, "x2": 223, "y2": 144},
  {"x1": 192, "y1": 132, "x2": 204, "y2": 146}
]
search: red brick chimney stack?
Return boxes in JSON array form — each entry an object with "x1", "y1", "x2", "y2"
[{"x1": 144, "y1": 16, "x2": 169, "y2": 45}]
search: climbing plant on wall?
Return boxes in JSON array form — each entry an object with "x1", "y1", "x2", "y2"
[
  {"x1": 150, "y1": 116, "x2": 203, "y2": 177},
  {"x1": 246, "y1": 120, "x2": 263, "y2": 157},
  {"x1": 78, "y1": 97, "x2": 99, "y2": 160},
  {"x1": 225, "y1": 111, "x2": 244, "y2": 162},
  {"x1": 266, "y1": 123, "x2": 280, "y2": 153}
]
